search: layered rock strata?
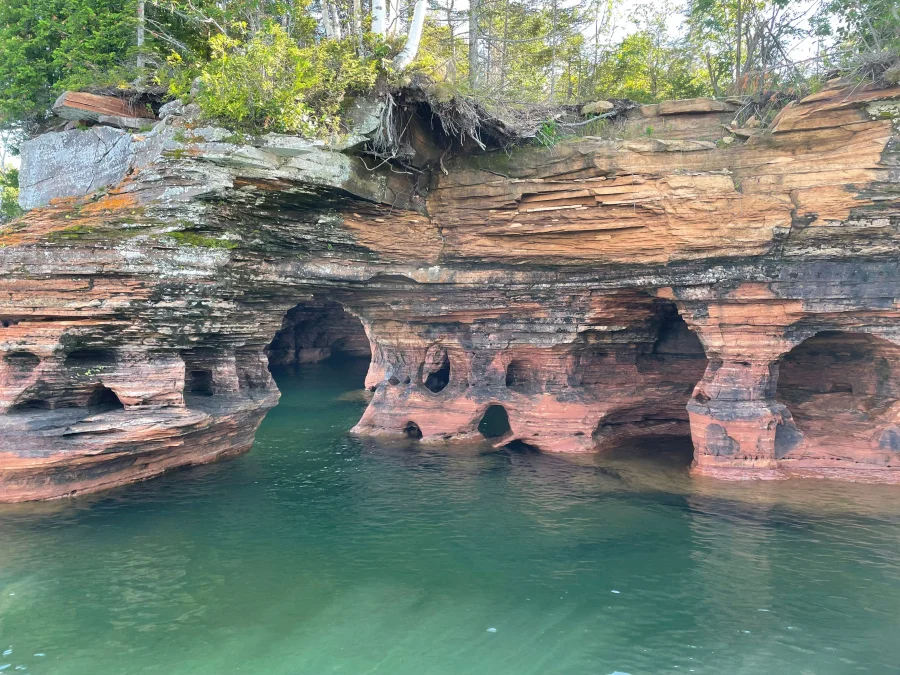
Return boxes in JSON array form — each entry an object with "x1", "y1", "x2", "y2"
[{"x1": 1, "y1": 81, "x2": 899, "y2": 501}]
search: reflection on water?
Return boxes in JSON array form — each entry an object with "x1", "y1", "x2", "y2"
[{"x1": 1, "y1": 361, "x2": 899, "y2": 675}]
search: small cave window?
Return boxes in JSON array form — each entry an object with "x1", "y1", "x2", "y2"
[
  {"x1": 505, "y1": 359, "x2": 535, "y2": 390},
  {"x1": 11, "y1": 398, "x2": 51, "y2": 411},
  {"x1": 423, "y1": 352, "x2": 451, "y2": 394},
  {"x1": 403, "y1": 421, "x2": 423, "y2": 439},
  {"x1": 478, "y1": 405, "x2": 511, "y2": 439},
  {"x1": 4, "y1": 351, "x2": 40, "y2": 372},
  {"x1": 88, "y1": 386, "x2": 124, "y2": 409},
  {"x1": 187, "y1": 369, "x2": 214, "y2": 396},
  {"x1": 64, "y1": 348, "x2": 116, "y2": 368}
]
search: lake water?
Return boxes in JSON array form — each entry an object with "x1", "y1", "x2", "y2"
[{"x1": 2, "y1": 360, "x2": 900, "y2": 675}]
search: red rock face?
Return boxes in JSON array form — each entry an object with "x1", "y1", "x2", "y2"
[
  {"x1": 352, "y1": 293, "x2": 708, "y2": 453},
  {"x1": 2, "y1": 81, "x2": 900, "y2": 500}
]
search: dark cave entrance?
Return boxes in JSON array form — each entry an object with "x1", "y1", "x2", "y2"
[
  {"x1": 267, "y1": 300, "x2": 372, "y2": 370},
  {"x1": 87, "y1": 385, "x2": 124, "y2": 410},
  {"x1": 589, "y1": 300, "x2": 709, "y2": 452},
  {"x1": 776, "y1": 331, "x2": 900, "y2": 457},
  {"x1": 505, "y1": 358, "x2": 540, "y2": 392},
  {"x1": 403, "y1": 421, "x2": 423, "y2": 439},
  {"x1": 478, "y1": 404, "x2": 512, "y2": 439},
  {"x1": 186, "y1": 369, "x2": 214, "y2": 396},
  {"x1": 423, "y1": 350, "x2": 451, "y2": 393}
]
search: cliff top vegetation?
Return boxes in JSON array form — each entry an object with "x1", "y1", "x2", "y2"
[{"x1": 0, "y1": 0, "x2": 898, "y2": 143}]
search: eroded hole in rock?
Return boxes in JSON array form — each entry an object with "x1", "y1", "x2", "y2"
[
  {"x1": 589, "y1": 301, "x2": 708, "y2": 449},
  {"x1": 88, "y1": 385, "x2": 124, "y2": 409},
  {"x1": 777, "y1": 331, "x2": 900, "y2": 457},
  {"x1": 403, "y1": 421, "x2": 422, "y2": 439},
  {"x1": 4, "y1": 351, "x2": 40, "y2": 372},
  {"x1": 478, "y1": 405, "x2": 511, "y2": 439},
  {"x1": 503, "y1": 439, "x2": 540, "y2": 453},
  {"x1": 64, "y1": 348, "x2": 116, "y2": 368},
  {"x1": 11, "y1": 398, "x2": 51, "y2": 411},
  {"x1": 505, "y1": 359, "x2": 538, "y2": 391},
  {"x1": 187, "y1": 369, "x2": 214, "y2": 396},
  {"x1": 267, "y1": 300, "x2": 371, "y2": 368},
  {"x1": 423, "y1": 351, "x2": 451, "y2": 393},
  {"x1": 602, "y1": 434, "x2": 695, "y2": 467}
]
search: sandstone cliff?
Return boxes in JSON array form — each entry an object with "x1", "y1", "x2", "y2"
[{"x1": 1, "y1": 81, "x2": 899, "y2": 501}]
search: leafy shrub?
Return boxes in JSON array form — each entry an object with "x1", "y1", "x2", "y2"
[
  {"x1": 189, "y1": 24, "x2": 381, "y2": 136},
  {"x1": 0, "y1": 166, "x2": 22, "y2": 222}
]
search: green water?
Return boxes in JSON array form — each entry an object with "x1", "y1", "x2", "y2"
[{"x1": 2, "y1": 360, "x2": 900, "y2": 675}]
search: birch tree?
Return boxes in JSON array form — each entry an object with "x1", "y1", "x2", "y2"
[{"x1": 394, "y1": 0, "x2": 429, "y2": 68}]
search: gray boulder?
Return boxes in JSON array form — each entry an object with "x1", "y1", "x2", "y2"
[{"x1": 18, "y1": 127, "x2": 133, "y2": 210}]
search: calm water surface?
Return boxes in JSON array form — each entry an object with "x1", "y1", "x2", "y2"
[{"x1": 2, "y1": 360, "x2": 900, "y2": 675}]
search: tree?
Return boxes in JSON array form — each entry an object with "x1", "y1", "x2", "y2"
[
  {"x1": 687, "y1": 0, "x2": 814, "y2": 95},
  {"x1": 0, "y1": 0, "x2": 139, "y2": 127}
]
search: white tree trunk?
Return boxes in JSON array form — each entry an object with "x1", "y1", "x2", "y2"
[
  {"x1": 323, "y1": 1, "x2": 336, "y2": 38},
  {"x1": 331, "y1": 2, "x2": 343, "y2": 38},
  {"x1": 372, "y1": 0, "x2": 387, "y2": 36},
  {"x1": 352, "y1": 0, "x2": 362, "y2": 38},
  {"x1": 393, "y1": 0, "x2": 428, "y2": 69},
  {"x1": 136, "y1": 0, "x2": 145, "y2": 68}
]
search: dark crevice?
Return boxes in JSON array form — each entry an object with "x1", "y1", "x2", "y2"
[
  {"x1": 187, "y1": 369, "x2": 214, "y2": 396},
  {"x1": 403, "y1": 421, "x2": 422, "y2": 439},
  {"x1": 64, "y1": 348, "x2": 116, "y2": 367},
  {"x1": 88, "y1": 385, "x2": 124, "y2": 409},
  {"x1": 423, "y1": 351, "x2": 451, "y2": 393},
  {"x1": 4, "y1": 351, "x2": 40, "y2": 371},
  {"x1": 11, "y1": 398, "x2": 51, "y2": 411}
]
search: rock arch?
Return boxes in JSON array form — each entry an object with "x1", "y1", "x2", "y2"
[{"x1": 267, "y1": 300, "x2": 372, "y2": 368}]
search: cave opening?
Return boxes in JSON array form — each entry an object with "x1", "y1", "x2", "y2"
[
  {"x1": 423, "y1": 351, "x2": 451, "y2": 393},
  {"x1": 87, "y1": 385, "x2": 124, "y2": 410},
  {"x1": 403, "y1": 421, "x2": 423, "y2": 439},
  {"x1": 600, "y1": 434, "x2": 696, "y2": 468},
  {"x1": 64, "y1": 348, "x2": 116, "y2": 368},
  {"x1": 505, "y1": 359, "x2": 538, "y2": 392},
  {"x1": 478, "y1": 404, "x2": 512, "y2": 439},
  {"x1": 502, "y1": 439, "x2": 541, "y2": 453},
  {"x1": 11, "y1": 398, "x2": 52, "y2": 411},
  {"x1": 4, "y1": 351, "x2": 40, "y2": 373},
  {"x1": 267, "y1": 300, "x2": 371, "y2": 369},
  {"x1": 187, "y1": 369, "x2": 214, "y2": 396},
  {"x1": 587, "y1": 300, "x2": 708, "y2": 454},
  {"x1": 776, "y1": 331, "x2": 900, "y2": 456}
]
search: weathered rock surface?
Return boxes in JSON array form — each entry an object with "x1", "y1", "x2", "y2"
[
  {"x1": 52, "y1": 91, "x2": 157, "y2": 130},
  {"x1": 18, "y1": 127, "x2": 134, "y2": 209},
  {"x1": 2, "y1": 80, "x2": 900, "y2": 501}
]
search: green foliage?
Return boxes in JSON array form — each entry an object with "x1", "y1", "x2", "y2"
[
  {"x1": 167, "y1": 229, "x2": 238, "y2": 249},
  {"x1": 814, "y1": 0, "x2": 900, "y2": 54},
  {"x1": 188, "y1": 24, "x2": 380, "y2": 135},
  {"x1": 0, "y1": 165, "x2": 22, "y2": 222},
  {"x1": 0, "y1": 0, "x2": 896, "y2": 138},
  {"x1": 534, "y1": 120, "x2": 564, "y2": 146},
  {"x1": 0, "y1": 0, "x2": 140, "y2": 126}
]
